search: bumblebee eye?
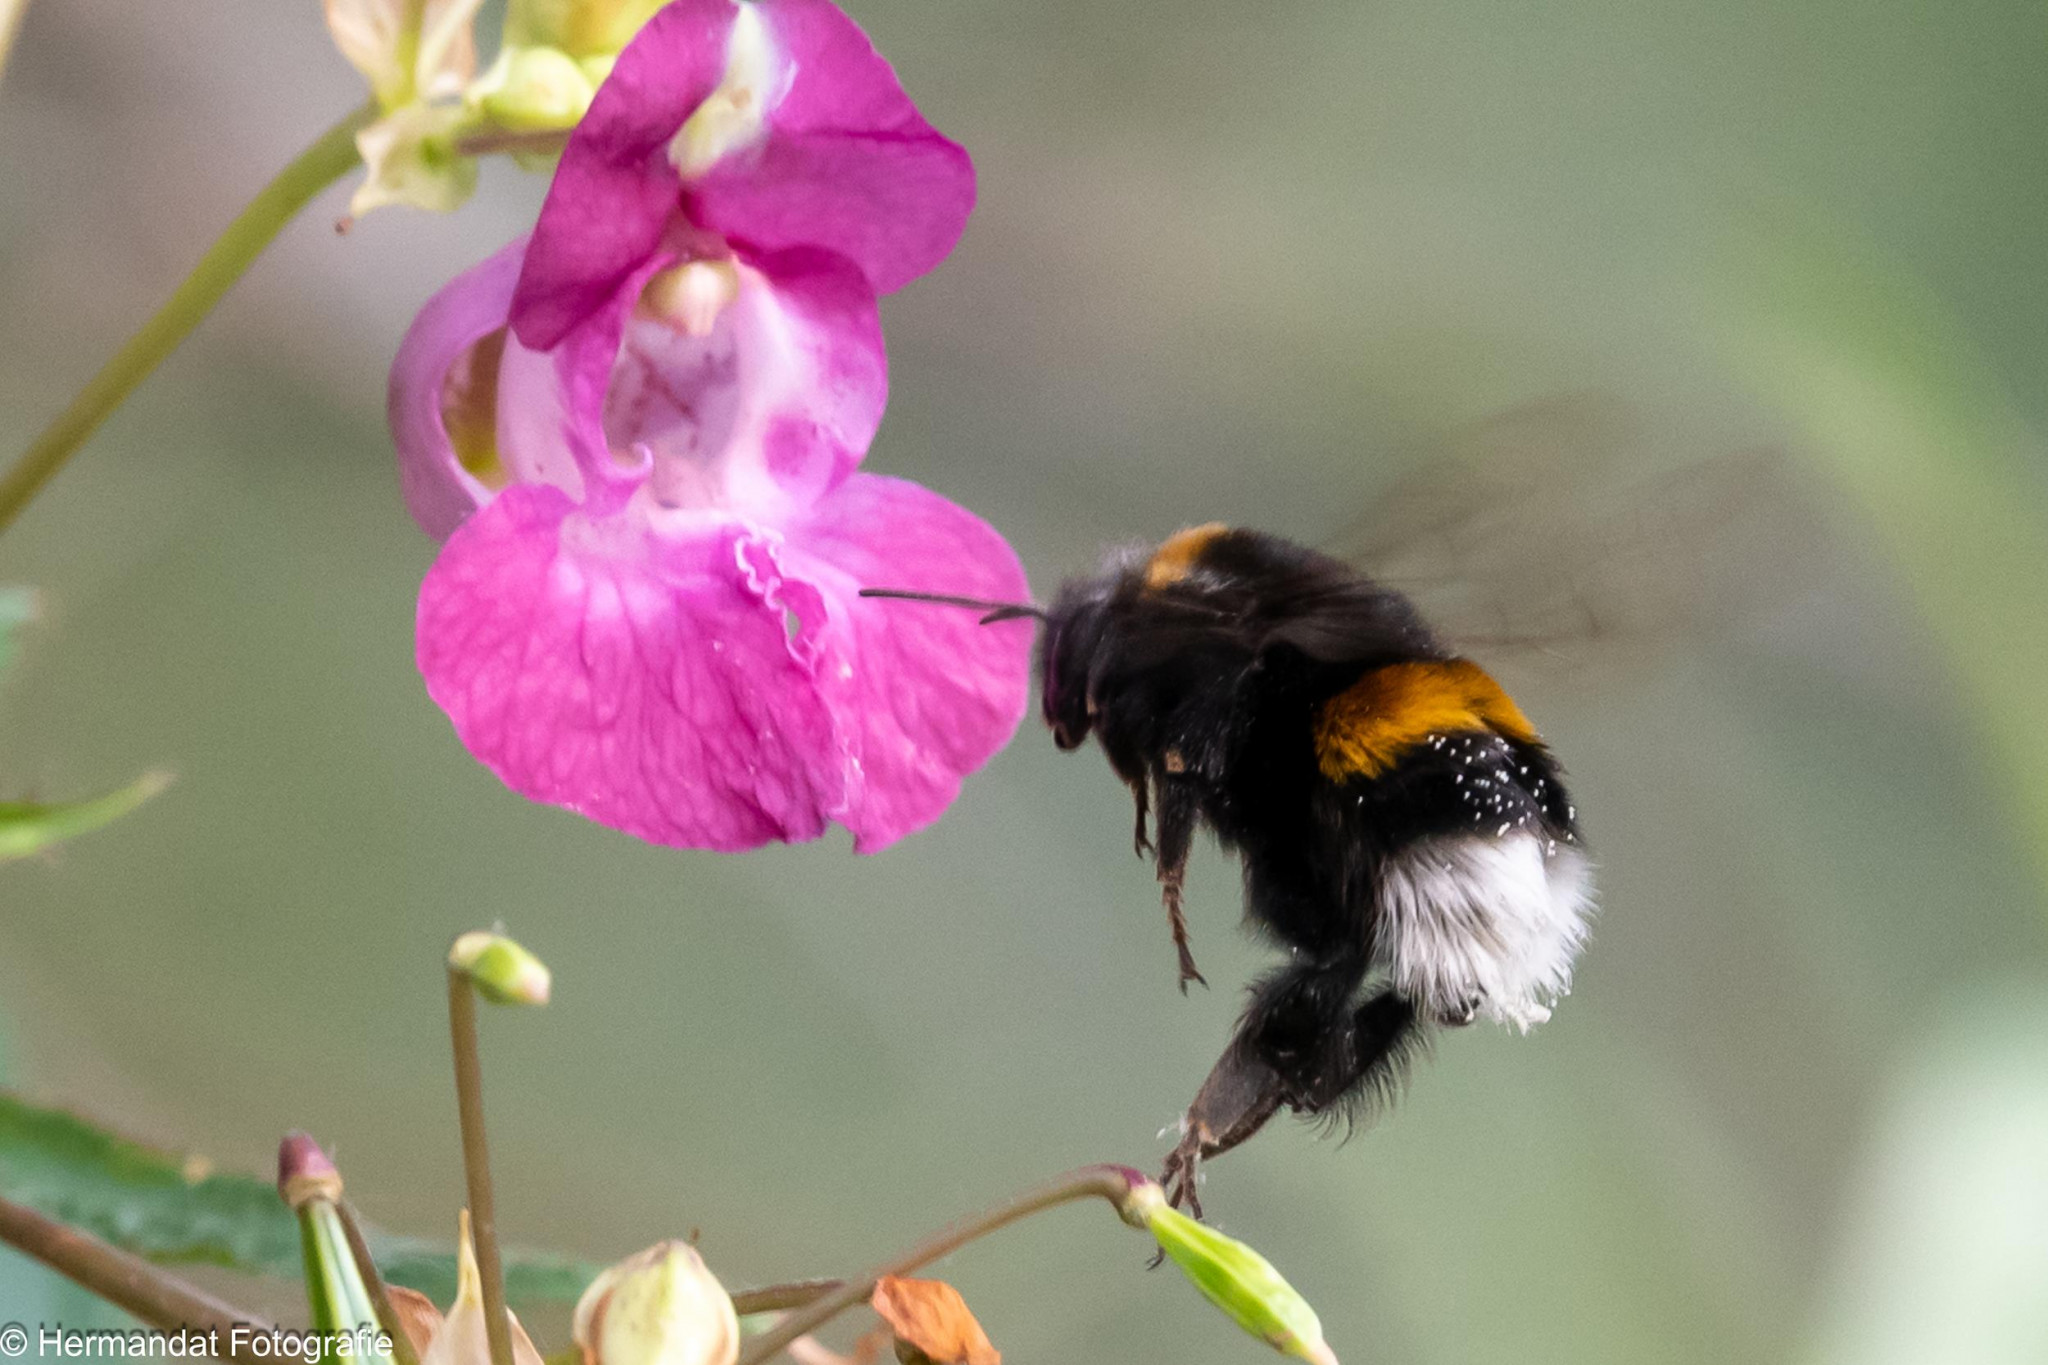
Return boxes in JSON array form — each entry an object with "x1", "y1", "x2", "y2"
[
  {"x1": 1044, "y1": 675, "x2": 1091, "y2": 748},
  {"x1": 1037, "y1": 614, "x2": 1098, "y2": 749}
]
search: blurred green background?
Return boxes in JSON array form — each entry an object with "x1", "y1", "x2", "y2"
[{"x1": 3, "y1": 1, "x2": 2047, "y2": 1361}]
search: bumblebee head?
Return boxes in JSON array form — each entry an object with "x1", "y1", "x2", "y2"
[
  {"x1": 1039, "y1": 575, "x2": 1120, "y2": 750},
  {"x1": 1040, "y1": 527, "x2": 1245, "y2": 753},
  {"x1": 1038, "y1": 529, "x2": 1224, "y2": 752}
]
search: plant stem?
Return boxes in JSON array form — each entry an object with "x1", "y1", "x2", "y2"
[
  {"x1": 452, "y1": 127, "x2": 568, "y2": 158},
  {"x1": 0, "y1": 1194, "x2": 276, "y2": 1363},
  {"x1": 730, "y1": 1279, "x2": 844, "y2": 1317},
  {"x1": 0, "y1": 0, "x2": 31, "y2": 82},
  {"x1": 733, "y1": 1166, "x2": 1139, "y2": 1365},
  {"x1": 337, "y1": 1199, "x2": 424, "y2": 1365},
  {"x1": 447, "y1": 967, "x2": 515, "y2": 1365},
  {"x1": 0, "y1": 100, "x2": 375, "y2": 539}
]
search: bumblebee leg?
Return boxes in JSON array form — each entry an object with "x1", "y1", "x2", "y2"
[
  {"x1": 1162, "y1": 966, "x2": 1422, "y2": 1215},
  {"x1": 1130, "y1": 774, "x2": 1153, "y2": 858},
  {"x1": 1160, "y1": 955, "x2": 1362, "y2": 1209},
  {"x1": 1162, "y1": 884, "x2": 1206, "y2": 994},
  {"x1": 1153, "y1": 777, "x2": 1206, "y2": 992},
  {"x1": 1304, "y1": 990, "x2": 1420, "y2": 1118},
  {"x1": 1162, "y1": 1033, "x2": 1288, "y2": 1213}
]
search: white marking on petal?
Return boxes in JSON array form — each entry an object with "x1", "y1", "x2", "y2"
[{"x1": 669, "y1": 3, "x2": 787, "y2": 179}]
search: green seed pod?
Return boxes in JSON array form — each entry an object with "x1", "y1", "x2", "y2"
[{"x1": 1125, "y1": 1182, "x2": 1338, "y2": 1365}]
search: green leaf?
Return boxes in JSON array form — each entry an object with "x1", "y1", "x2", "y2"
[
  {"x1": 0, "y1": 1093, "x2": 598, "y2": 1303},
  {"x1": 0, "y1": 771, "x2": 172, "y2": 863},
  {"x1": 369, "y1": 1236, "x2": 596, "y2": 1307},
  {"x1": 0, "y1": 597, "x2": 167, "y2": 867}
]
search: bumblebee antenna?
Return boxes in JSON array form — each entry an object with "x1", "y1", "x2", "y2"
[{"x1": 859, "y1": 587, "x2": 1048, "y2": 624}]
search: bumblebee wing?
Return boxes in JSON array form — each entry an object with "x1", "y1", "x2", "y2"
[{"x1": 1326, "y1": 393, "x2": 1837, "y2": 679}]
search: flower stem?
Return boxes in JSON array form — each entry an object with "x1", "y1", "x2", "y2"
[
  {"x1": 730, "y1": 1279, "x2": 844, "y2": 1316},
  {"x1": 447, "y1": 966, "x2": 516, "y2": 1365},
  {"x1": 0, "y1": 1194, "x2": 278, "y2": 1363},
  {"x1": 733, "y1": 1166, "x2": 1140, "y2": 1365},
  {"x1": 452, "y1": 127, "x2": 568, "y2": 158},
  {"x1": 0, "y1": 100, "x2": 375, "y2": 538},
  {"x1": 337, "y1": 1199, "x2": 424, "y2": 1365}
]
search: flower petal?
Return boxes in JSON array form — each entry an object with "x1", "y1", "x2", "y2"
[
  {"x1": 494, "y1": 243, "x2": 884, "y2": 525},
  {"x1": 350, "y1": 101, "x2": 480, "y2": 219},
  {"x1": 417, "y1": 484, "x2": 851, "y2": 850},
  {"x1": 381, "y1": 1286, "x2": 443, "y2": 1361},
  {"x1": 389, "y1": 238, "x2": 525, "y2": 540},
  {"x1": 415, "y1": 0, "x2": 486, "y2": 100},
  {"x1": 869, "y1": 1276, "x2": 1000, "y2": 1365},
  {"x1": 323, "y1": 0, "x2": 416, "y2": 105},
  {"x1": 423, "y1": 1212, "x2": 550, "y2": 1365},
  {"x1": 511, "y1": 0, "x2": 740, "y2": 349},
  {"x1": 783, "y1": 475, "x2": 1033, "y2": 852},
  {"x1": 685, "y1": 0, "x2": 975, "y2": 296},
  {"x1": 618, "y1": 247, "x2": 886, "y2": 513},
  {"x1": 494, "y1": 247, "x2": 680, "y2": 514},
  {"x1": 513, "y1": 0, "x2": 973, "y2": 350}
]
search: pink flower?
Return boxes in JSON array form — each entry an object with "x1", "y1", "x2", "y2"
[
  {"x1": 390, "y1": 0, "x2": 1029, "y2": 853},
  {"x1": 513, "y1": 0, "x2": 976, "y2": 348}
]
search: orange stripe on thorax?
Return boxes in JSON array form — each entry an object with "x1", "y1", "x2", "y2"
[
  {"x1": 1143, "y1": 523, "x2": 1229, "y2": 588},
  {"x1": 1313, "y1": 659, "x2": 1538, "y2": 781}
]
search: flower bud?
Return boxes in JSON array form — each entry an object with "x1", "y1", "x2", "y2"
[
  {"x1": 471, "y1": 45, "x2": 599, "y2": 134},
  {"x1": 1122, "y1": 1182, "x2": 1338, "y2": 1365},
  {"x1": 277, "y1": 1133, "x2": 393, "y2": 1365},
  {"x1": 277, "y1": 1131, "x2": 345, "y2": 1210},
  {"x1": 572, "y1": 1242, "x2": 738, "y2": 1365},
  {"x1": 505, "y1": 0, "x2": 666, "y2": 60},
  {"x1": 448, "y1": 930, "x2": 552, "y2": 1006}
]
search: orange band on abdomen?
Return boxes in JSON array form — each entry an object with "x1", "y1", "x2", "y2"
[{"x1": 1313, "y1": 659, "x2": 1538, "y2": 781}]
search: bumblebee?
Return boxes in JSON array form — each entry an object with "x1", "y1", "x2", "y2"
[
  {"x1": 869, "y1": 525, "x2": 1589, "y2": 1210},
  {"x1": 864, "y1": 398, "x2": 1808, "y2": 1213},
  {"x1": 1036, "y1": 525, "x2": 1590, "y2": 1211}
]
